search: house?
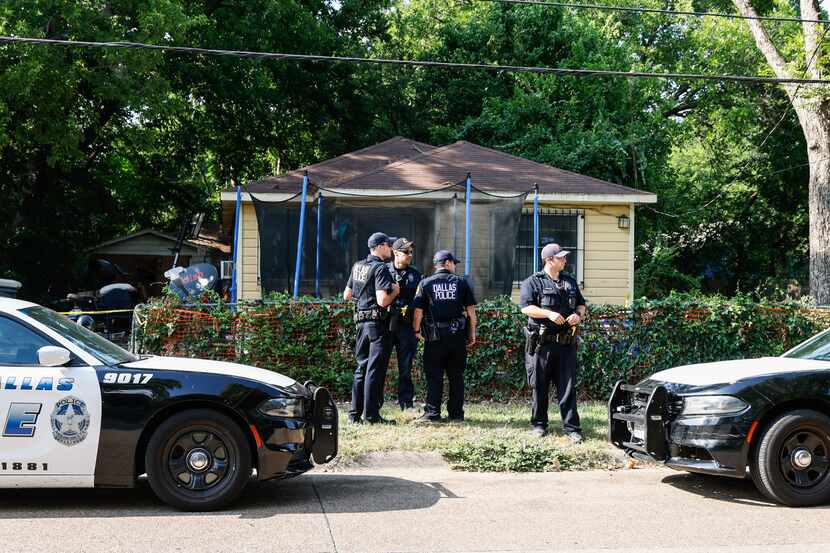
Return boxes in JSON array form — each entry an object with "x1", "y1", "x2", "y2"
[
  {"x1": 87, "y1": 228, "x2": 230, "y2": 298},
  {"x1": 220, "y1": 137, "x2": 657, "y2": 305}
]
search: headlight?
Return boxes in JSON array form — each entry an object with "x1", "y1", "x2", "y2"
[
  {"x1": 258, "y1": 397, "x2": 305, "y2": 418},
  {"x1": 680, "y1": 395, "x2": 748, "y2": 416}
]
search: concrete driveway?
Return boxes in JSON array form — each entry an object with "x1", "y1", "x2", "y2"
[{"x1": 2, "y1": 456, "x2": 829, "y2": 553}]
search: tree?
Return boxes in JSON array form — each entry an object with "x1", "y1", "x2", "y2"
[{"x1": 731, "y1": 0, "x2": 830, "y2": 302}]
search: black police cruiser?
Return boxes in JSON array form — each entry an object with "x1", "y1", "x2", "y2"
[
  {"x1": 0, "y1": 298, "x2": 338, "y2": 511},
  {"x1": 609, "y1": 327, "x2": 830, "y2": 506}
]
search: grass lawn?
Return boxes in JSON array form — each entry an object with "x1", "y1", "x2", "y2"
[{"x1": 334, "y1": 401, "x2": 626, "y2": 472}]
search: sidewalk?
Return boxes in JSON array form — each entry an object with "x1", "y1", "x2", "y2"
[{"x1": 2, "y1": 455, "x2": 829, "y2": 552}]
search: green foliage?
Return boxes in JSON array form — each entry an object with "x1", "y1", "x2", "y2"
[
  {"x1": 442, "y1": 437, "x2": 621, "y2": 472},
  {"x1": 635, "y1": 238, "x2": 702, "y2": 298},
  {"x1": 134, "y1": 293, "x2": 830, "y2": 401},
  {"x1": 0, "y1": 0, "x2": 822, "y2": 304}
]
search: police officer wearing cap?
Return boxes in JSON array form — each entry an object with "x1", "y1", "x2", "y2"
[
  {"x1": 412, "y1": 250, "x2": 477, "y2": 422},
  {"x1": 519, "y1": 243, "x2": 587, "y2": 442},
  {"x1": 387, "y1": 237, "x2": 422, "y2": 410},
  {"x1": 343, "y1": 232, "x2": 400, "y2": 424}
]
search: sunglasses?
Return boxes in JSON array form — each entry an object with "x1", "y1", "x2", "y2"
[{"x1": 397, "y1": 249, "x2": 413, "y2": 255}]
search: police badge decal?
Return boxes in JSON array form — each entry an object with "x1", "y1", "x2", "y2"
[{"x1": 50, "y1": 396, "x2": 90, "y2": 446}]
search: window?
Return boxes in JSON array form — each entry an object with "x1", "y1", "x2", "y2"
[
  {"x1": 513, "y1": 208, "x2": 584, "y2": 284},
  {"x1": 22, "y1": 306, "x2": 137, "y2": 365},
  {"x1": 0, "y1": 316, "x2": 51, "y2": 366}
]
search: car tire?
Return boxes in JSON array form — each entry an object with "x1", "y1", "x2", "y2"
[
  {"x1": 145, "y1": 409, "x2": 252, "y2": 511},
  {"x1": 752, "y1": 409, "x2": 830, "y2": 506}
]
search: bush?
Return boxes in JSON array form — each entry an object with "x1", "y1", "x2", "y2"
[{"x1": 132, "y1": 292, "x2": 830, "y2": 401}]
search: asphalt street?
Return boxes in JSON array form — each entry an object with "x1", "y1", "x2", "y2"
[{"x1": 3, "y1": 457, "x2": 830, "y2": 553}]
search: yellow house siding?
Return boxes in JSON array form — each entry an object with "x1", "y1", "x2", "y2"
[
  {"x1": 583, "y1": 206, "x2": 630, "y2": 305},
  {"x1": 241, "y1": 203, "x2": 261, "y2": 301}
]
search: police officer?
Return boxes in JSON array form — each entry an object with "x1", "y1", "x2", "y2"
[
  {"x1": 412, "y1": 250, "x2": 477, "y2": 422},
  {"x1": 519, "y1": 243, "x2": 587, "y2": 442},
  {"x1": 343, "y1": 232, "x2": 400, "y2": 424},
  {"x1": 387, "y1": 237, "x2": 422, "y2": 410}
]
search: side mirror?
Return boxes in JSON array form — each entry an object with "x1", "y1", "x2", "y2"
[{"x1": 37, "y1": 346, "x2": 71, "y2": 367}]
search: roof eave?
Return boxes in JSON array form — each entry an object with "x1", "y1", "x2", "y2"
[{"x1": 220, "y1": 190, "x2": 657, "y2": 204}]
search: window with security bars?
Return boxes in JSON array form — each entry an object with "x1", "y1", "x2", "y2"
[{"x1": 513, "y1": 208, "x2": 583, "y2": 284}]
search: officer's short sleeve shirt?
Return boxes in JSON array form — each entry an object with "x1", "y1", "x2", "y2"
[
  {"x1": 374, "y1": 261, "x2": 395, "y2": 293},
  {"x1": 520, "y1": 273, "x2": 586, "y2": 309},
  {"x1": 413, "y1": 272, "x2": 477, "y2": 314}
]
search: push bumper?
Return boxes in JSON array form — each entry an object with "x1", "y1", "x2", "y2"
[
  {"x1": 608, "y1": 381, "x2": 749, "y2": 478},
  {"x1": 253, "y1": 384, "x2": 339, "y2": 481}
]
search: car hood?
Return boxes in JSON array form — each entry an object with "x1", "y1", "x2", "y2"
[
  {"x1": 648, "y1": 357, "x2": 830, "y2": 386},
  {"x1": 122, "y1": 356, "x2": 298, "y2": 389}
]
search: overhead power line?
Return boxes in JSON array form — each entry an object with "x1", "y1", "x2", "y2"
[
  {"x1": 478, "y1": 0, "x2": 830, "y2": 24},
  {"x1": 2, "y1": 35, "x2": 830, "y2": 85}
]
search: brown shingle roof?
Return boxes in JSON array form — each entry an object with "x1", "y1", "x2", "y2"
[
  {"x1": 244, "y1": 138, "x2": 655, "y2": 198},
  {"x1": 247, "y1": 136, "x2": 435, "y2": 192}
]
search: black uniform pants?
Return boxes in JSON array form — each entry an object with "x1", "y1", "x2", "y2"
[
  {"x1": 525, "y1": 342, "x2": 581, "y2": 433},
  {"x1": 350, "y1": 321, "x2": 392, "y2": 421},
  {"x1": 392, "y1": 324, "x2": 417, "y2": 407},
  {"x1": 423, "y1": 334, "x2": 466, "y2": 419}
]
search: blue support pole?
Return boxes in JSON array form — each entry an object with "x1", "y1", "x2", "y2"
[
  {"x1": 465, "y1": 173, "x2": 472, "y2": 275},
  {"x1": 533, "y1": 183, "x2": 540, "y2": 273},
  {"x1": 229, "y1": 185, "x2": 241, "y2": 303},
  {"x1": 315, "y1": 192, "x2": 323, "y2": 298},
  {"x1": 293, "y1": 172, "x2": 309, "y2": 299},
  {"x1": 451, "y1": 192, "x2": 458, "y2": 254}
]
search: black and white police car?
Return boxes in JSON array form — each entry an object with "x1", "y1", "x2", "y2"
[
  {"x1": 609, "y1": 327, "x2": 830, "y2": 506},
  {"x1": 0, "y1": 298, "x2": 338, "y2": 511}
]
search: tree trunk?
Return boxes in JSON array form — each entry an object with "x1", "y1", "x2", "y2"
[{"x1": 795, "y1": 101, "x2": 830, "y2": 303}]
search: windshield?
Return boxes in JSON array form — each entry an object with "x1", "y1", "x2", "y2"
[
  {"x1": 782, "y1": 328, "x2": 830, "y2": 361},
  {"x1": 21, "y1": 306, "x2": 138, "y2": 365}
]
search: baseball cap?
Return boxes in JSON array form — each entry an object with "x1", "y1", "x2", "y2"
[
  {"x1": 541, "y1": 243, "x2": 570, "y2": 259},
  {"x1": 368, "y1": 232, "x2": 391, "y2": 248},
  {"x1": 392, "y1": 237, "x2": 414, "y2": 251},
  {"x1": 386, "y1": 236, "x2": 398, "y2": 246},
  {"x1": 433, "y1": 250, "x2": 461, "y2": 264}
]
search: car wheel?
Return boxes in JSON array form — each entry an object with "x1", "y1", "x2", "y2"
[
  {"x1": 145, "y1": 409, "x2": 252, "y2": 511},
  {"x1": 752, "y1": 409, "x2": 830, "y2": 506}
]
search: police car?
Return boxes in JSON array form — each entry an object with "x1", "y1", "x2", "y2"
[
  {"x1": 609, "y1": 327, "x2": 830, "y2": 506},
  {"x1": 0, "y1": 298, "x2": 338, "y2": 511}
]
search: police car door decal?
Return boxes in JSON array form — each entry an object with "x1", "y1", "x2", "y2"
[{"x1": 0, "y1": 363, "x2": 102, "y2": 487}]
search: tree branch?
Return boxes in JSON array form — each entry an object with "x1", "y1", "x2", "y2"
[
  {"x1": 732, "y1": 0, "x2": 794, "y2": 84},
  {"x1": 801, "y1": 0, "x2": 823, "y2": 80}
]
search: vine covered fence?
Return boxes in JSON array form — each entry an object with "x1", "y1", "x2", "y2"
[{"x1": 131, "y1": 294, "x2": 830, "y2": 401}]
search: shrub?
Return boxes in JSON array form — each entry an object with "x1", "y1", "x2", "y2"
[{"x1": 132, "y1": 292, "x2": 830, "y2": 401}]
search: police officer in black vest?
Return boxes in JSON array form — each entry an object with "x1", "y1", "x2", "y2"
[
  {"x1": 343, "y1": 232, "x2": 400, "y2": 424},
  {"x1": 412, "y1": 250, "x2": 477, "y2": 422},
  {"x1": 387, "y1": 237, "x2": 422, "y2": 410},
  {"x1": 519, "y1": 243, "x2": 587, "y2": 442}
]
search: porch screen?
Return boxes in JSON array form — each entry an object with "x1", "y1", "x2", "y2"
[{"x1": 250, "y1": 184, "x2": 527, "y2": 299}]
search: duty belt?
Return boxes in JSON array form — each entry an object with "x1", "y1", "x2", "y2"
[
  {"x1": 538, "y1": 326, "x2": 578, "y2": 345},
  {"x1": 433, "y1": 317, "x2": 467, "y2": 330},
  {"x1": 354, "y1": 309, "x2": 387, "y2": 323}
]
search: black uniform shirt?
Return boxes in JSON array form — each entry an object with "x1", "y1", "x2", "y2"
[
  {"x1": 519, "y1": 271, "x2": 586, "y2": 330},
  {"x1": 346, "y1": 255, "x2": 395, "y2": 311},
  {"x1": 413, "y1": 269, "x2": 477, "y2": 323},
  {"x1": 387, "y1": 262, "x2": 422, "y2": 311}
]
